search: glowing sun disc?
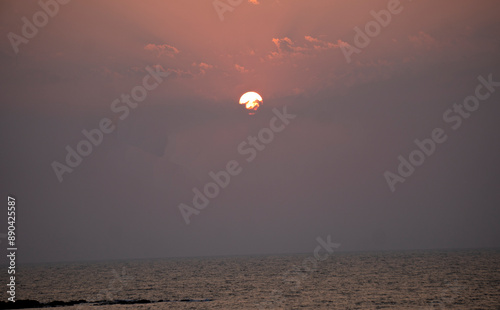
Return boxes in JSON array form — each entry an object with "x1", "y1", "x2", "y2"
[{"x1": 239, "y1": 91, "x2": 262, "y2": 115}]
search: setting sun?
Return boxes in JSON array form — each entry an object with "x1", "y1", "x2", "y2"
[{"x1": 239, "y1": 91, "x2": 262, "y2": 115}]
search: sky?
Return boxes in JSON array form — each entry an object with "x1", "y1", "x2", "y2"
[{"x1": 0, "y1": 0, "x2": 500, "y2": 264}]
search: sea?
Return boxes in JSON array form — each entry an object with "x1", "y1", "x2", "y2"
[{"x1": 4, "y1": 249, "x2": 500, "y2": 309}]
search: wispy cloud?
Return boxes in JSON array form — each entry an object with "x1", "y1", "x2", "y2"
[
  {"x1": 305, "y1": 36, "x2": 347, "y2": 50},
  {"x1": 235, "y1": 64, "x2": 249, "y2": 73},
  {"x1": 268, "y1": 36, "x2": 345, "y2": 59},
  {"x1": 408, "y1": 31, "x2": 441, "y2": 50},
  {"x1": 144, "y1": 43, "x2": 180, "y2": 57},
  {"x1": 192, "y1": 62, "x2": 214, "y2": 75}
]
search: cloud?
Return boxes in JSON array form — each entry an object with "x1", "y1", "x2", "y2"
[
  {"x1": 408, "y1": 31, "x2": 441, "y2": 50},
  {"x1": 91, "y1": 66, "x2": 124, "y2": 79},
  {"x1": 272, "y1": 37, "x2": 302, "y2": 53},
  {"x1": 268, "y1": 36, "x2": 344, "y2": 60},
  {"x1": 304, "y1": 36, "x2": 346, "y2": 50},
  {"x1": 165, "y1": 68, "x2": 194, "y2": 79},
  {"x1": 192, "y1": 62, "x2": 214, "y2": 75},
  {"x1": 198, "y1": 62, "x2": 213, "y2": 70},
  {"x1": 268, "y1": 37, "x2": 307, "y2": 59},
  {"x1": 144, "y1": 43, "x2": 180, "y2": 57},
  {"x1": 235, "y1": 64, "x2": 249, "y2": 73}
]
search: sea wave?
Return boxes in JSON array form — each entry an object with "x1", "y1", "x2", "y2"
[{"x1": 0, "y1": 298, "x2": 214, "y2": 309}]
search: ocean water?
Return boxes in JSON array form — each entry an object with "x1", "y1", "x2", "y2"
[{"x1": 7, "y1": 249, "x2": 500, "y2": 309}]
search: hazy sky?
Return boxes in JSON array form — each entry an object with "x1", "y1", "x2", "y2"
[{"x1": 1, "y1": 0, "x2": 499, "y2": 264}]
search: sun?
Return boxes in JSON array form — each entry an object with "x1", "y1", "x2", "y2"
[{"x1": 239, "y1": 91, "x2": 262, "y2": 115}]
